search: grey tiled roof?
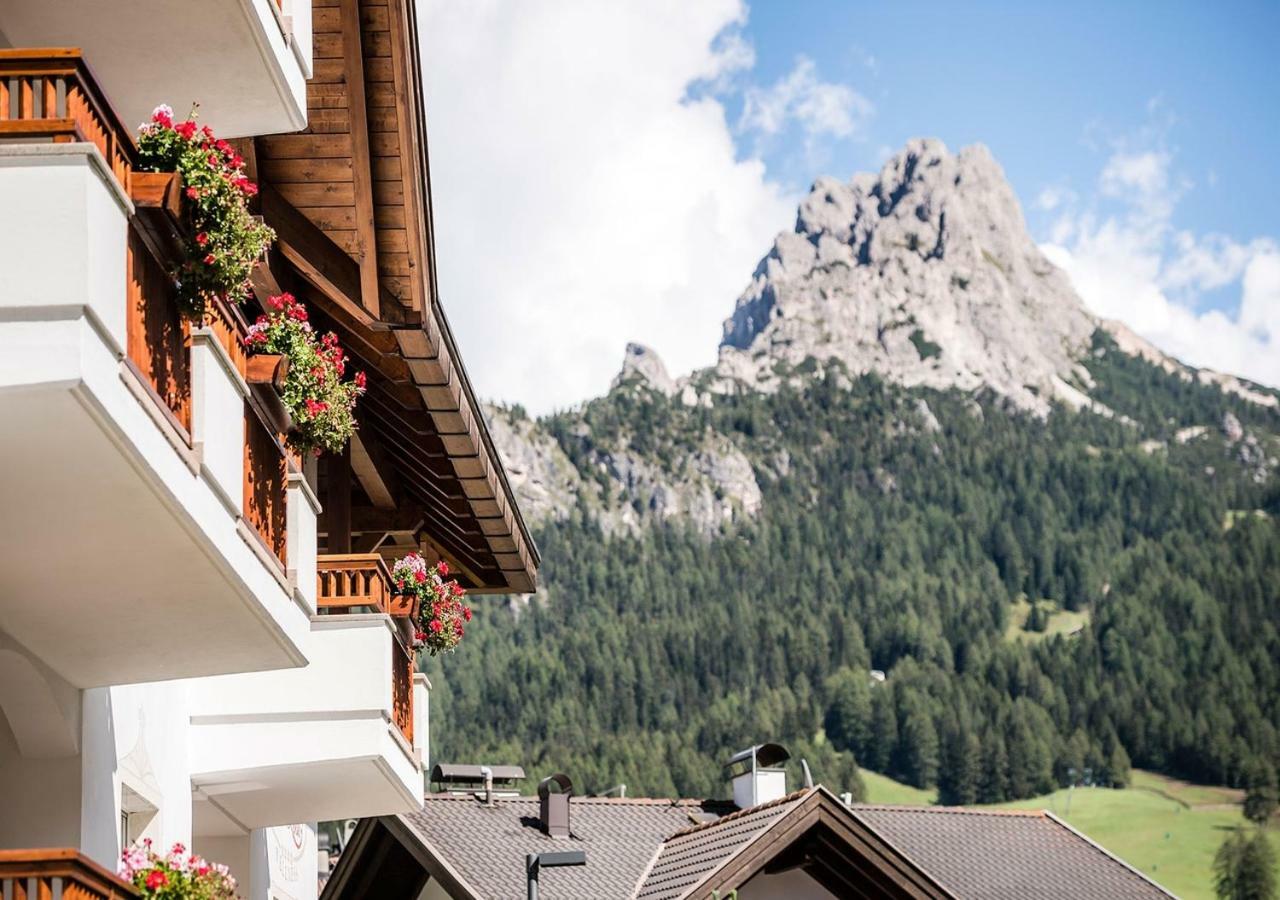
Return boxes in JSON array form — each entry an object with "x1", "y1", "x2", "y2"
[
  {"x1": 634, "y1": 790, "x2": 805, "y2": 900},
  {"x1": 399, "y1": 795, "x2": 728, "y2": 900},
  {"x1": 395, "y1": 792, "x2": 1178, "y2": 900},
  {"x1": 851, "y1": 805, "x2": 1178, "y2": 899}
]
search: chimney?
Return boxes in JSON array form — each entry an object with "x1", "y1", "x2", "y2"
[
  {"x1": 538, "y1": 774, "x2": 573, "y2": 838},
  {"x1": 429, "y1": 763, "x2": 525, "y2": 800},
  {"x1": 725, "y1": 744, "x2": 790, "y2": 809}
]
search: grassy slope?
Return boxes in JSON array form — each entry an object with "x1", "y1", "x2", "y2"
[
  {"x1": 860, "y1": 769, "x2": 936, "y2": 806},
  {"x1": 1002, "y1": 597, "x2": 1092, "y2": 644},
  {"x1": 860, "y1": 769, "x2": 1280, "y2": 900}
]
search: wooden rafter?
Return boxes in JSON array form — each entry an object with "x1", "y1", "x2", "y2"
[{"x1": 350, "y1": 432, "x2": 397, "y2": 510}]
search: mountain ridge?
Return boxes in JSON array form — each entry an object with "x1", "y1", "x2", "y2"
[{"x1": 486, "y1": 139, "x2": 1278, "y2": 536}]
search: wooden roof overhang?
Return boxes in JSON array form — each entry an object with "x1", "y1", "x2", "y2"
[{"x1": 248, "y1": 0, "x2": 537, "y2": 593}]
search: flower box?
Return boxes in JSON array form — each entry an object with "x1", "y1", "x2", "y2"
[
  {"x1": 245, "y1": 353, "x2": 289, "y2": 390},
  {"x1": 388, "y1": 592, "x2": 419, "y2": 618},
  {"x1": 130, "y1": 170, "x2": 183, "y2": 218}
]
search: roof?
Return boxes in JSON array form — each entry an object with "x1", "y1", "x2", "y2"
[
  {"x1": 634, "y1": 791, "x2": 806, "y2": 899},
  {"x1": 325, "y1": 789, "x2": 1180, "y2": 900},
  {"x1": 251, "y1": 0, "x2": 538, "y2": 593},
  {"x1": 851, "y1": 805, "x2": 1177, "y2": 900},
  {"x1": 396, "y1": 795, "x2": 729, "y2": 900}
]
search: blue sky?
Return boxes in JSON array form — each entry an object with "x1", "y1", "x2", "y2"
[
  {"x1": 734, "y1": 1, "x2": 1279, "y2": 299},
  {"x1": 423, "y1": 0, "x2": 1280, "y2": 411}
]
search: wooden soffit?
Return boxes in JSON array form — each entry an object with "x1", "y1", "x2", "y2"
[{"x1": 250, "y1": 0, "x2": 537, "y2": 593}]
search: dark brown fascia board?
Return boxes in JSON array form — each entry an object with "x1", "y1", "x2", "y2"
[
  {"x1": 383, "y1": 815, "x2": 484, "y2": 900},
  {"x1": 693, "y1": 788, "x2": 954, "y2": 900}
]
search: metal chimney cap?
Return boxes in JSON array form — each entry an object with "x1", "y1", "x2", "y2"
[
  {"x1": 724, "y1": 743, "x2": 790, "y2": 771},
  {"x1": 431, "y1": 763, "x2": 526, "y2": 784},
  {"x1": 537, "y1": 773, "x2": 574, "y2": 798}
]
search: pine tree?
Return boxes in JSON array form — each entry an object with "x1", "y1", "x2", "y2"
[
  {"x1": 938, "y1": 727, "x2": 980, "y2": 805},
  {"x1": 1214, "y1": 829, "x2": 1277, "y2": 900},
  {"x1": 1243, "y1": 761, "x2": 1279, "y2": 826},
  {"x1": 867, "y1": 687, "x2": 898, "y2": 774}
]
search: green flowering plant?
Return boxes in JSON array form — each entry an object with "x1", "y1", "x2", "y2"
[
  {"x1": 137, "y1": 104, "x2": 274, "y2": 318},
  {"x1": 120, "y1": 839, "x2": 237, "y2": 899},
  {"x1": 244, "y1": 292, "x2": 366, "y2": 455}
]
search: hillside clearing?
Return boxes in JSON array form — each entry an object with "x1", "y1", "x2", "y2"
[{"x1": 1003, "y1": 597, "x2": 1091, "y2": 644}]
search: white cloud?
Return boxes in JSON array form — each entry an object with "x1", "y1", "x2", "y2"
[
  {"x1": 1042, "y1": 137, "x2": 1280, "y2": 388},
  {"x1": 1036, "y1": 185, "x2": 1074, "y2": 212},
  {"x1": 739, "y1": 56, "x2": 873, "y2": 141},
  {"x1": 419, "y1": 0, "x2": 794, "y2": 413}
]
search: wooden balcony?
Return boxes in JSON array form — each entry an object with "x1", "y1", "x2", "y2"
[
  {"x1": 0, "y1": 49, "x2": 132, "y2": 191},
  {"x1": 317, "y1": 553, "x2": 413, "y2": 616},
  {"x1": 316, "y1": 553, "x2": 417, "y2": 744},
  {"x1": 0, "y1": 849, "x2": 139, "y2": 899},
  {"x1": 0, "y1": 48, "x2": 295, "y2": 571}
]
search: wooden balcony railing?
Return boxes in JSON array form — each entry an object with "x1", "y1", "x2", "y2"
[
  {"x1": 0, "y1": 49, "x2": 133, "y2": 190},
  {"x1": 244, "y1": 405, "x2": 289, "y2": 568},
  {"x1": 126, "y1": 217, "x2": 192, "y2": 435},
  {"x1": 0, "y1": 848, "x2": 140, "y2": 899},
  {"x1": 317, "y1": 554, "x2": 401, "y2": 614},
  {"x1": 392, "y1": 634, "x2": 414, "y2": 745}
]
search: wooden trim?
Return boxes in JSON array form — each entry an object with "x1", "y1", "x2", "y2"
[
  {"x1": 693, "y1": 790, "x2": 954, "y2": 900},
  {"x1": 340, "y1": 0, "x2": 381, "y2": 318}
]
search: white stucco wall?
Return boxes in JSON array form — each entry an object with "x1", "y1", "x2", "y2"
[
  {"x1": 80, "y1": 682, "x2": 193, "y2": 868},
  {"x1": 0, "y1": 712, "x2": 81, "y2": 849}
]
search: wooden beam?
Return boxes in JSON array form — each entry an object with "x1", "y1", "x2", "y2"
[
  {"x1": 326, "y1": 443, "x2": 353, "y2": 553},
  {"x1": 340, "y1": 0, "x2": 382, "y2": 318},
  {"x1": 351, "y1": 431, "x2": 397, "y2": 509},
  {"x1": 260, "y1": 182, "x2": 373, "y2": 327},
  {"x1": 350, "y1": 504, "x2": 425, "y2": 533}
]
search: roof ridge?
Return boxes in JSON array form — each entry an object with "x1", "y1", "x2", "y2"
[
  {"x1": 853, "y1": 803, "x2": 1047, "y2": 818},
  {"x1": 420, "y1": 794, "x2": 712, "y2": 807},
  {"x1": 666, "y1": 788, "x2": 812, "y2": 840}
]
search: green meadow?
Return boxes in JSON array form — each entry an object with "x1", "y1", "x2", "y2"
[{"x1": 861, "y1": 768, "x2": 1280, "y2": 900}]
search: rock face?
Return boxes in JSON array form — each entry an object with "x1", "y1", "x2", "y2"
[
  {"x1": 485, "y1": 138, "x2": 1280, "y2": 536},
  {"x1": 485, "y1": 398, "x2": 761, "y2": 538},
  {"x1": 483, "y1": 405, "x2": 583, "y2": 525},
  {"x1": 716, "y1": 139, "x2": 1096, "y2": 415},
  {"x1": 612, "y1": 342, "x2": 678, "y2": 396}
]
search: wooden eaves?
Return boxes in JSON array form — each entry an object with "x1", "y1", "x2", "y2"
[{"x1": 247, "y1": 0, "x2": 537, "y2": 593}]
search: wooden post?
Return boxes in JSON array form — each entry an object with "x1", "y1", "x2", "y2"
[{"x1": 327, "y1": 443, "x2": 352, "y2": 553}]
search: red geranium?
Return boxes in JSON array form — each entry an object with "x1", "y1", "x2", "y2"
[{"x1": 391, "y1": 553, "x2": 470, "y2": 655}]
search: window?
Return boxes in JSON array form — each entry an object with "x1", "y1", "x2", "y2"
[{"x1": 120, "y1": 783, "x2": 160, "y2": 848}]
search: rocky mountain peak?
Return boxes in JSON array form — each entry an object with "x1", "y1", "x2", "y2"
[
  {"x1": 717, "y1": 138, "x2": 1097, "y2": 414},
  {"x1": 613, "y1": 342, "x2": 678, "y2": 396}
]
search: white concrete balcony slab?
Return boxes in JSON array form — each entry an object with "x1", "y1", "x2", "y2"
[
  {"x1": 0, "y1": 0, "x2": 310, "y2": 138},
  {"x1": 0, "y1": 136, "x2": 310, "y2": 688},
  {"x1": 188, "y1": 611, "x2": 424, "y2": 833}
]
